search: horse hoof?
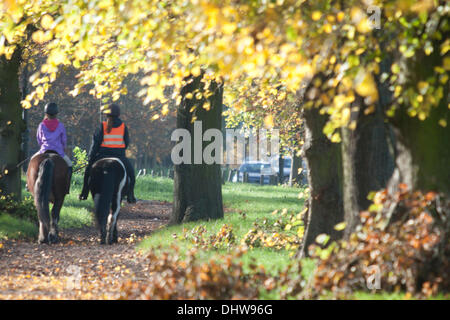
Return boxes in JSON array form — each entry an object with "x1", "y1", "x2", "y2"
[
  {"x1": 38, "y1": 237, "x2": 48, "y2": 244},
  {"x1": 48, "y1": 234, "x2": 59, "y2": 244}
]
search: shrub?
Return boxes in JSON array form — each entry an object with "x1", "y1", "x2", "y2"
[
  {"x1": 304, "y1": 185, "x2": 450, "y2": 298},
  {"x1": 72, "y1": 146, "x2": 88, "y2": 172},
  {"x1": 0, "y1": 195, "x2": 37, "y2": 224}
]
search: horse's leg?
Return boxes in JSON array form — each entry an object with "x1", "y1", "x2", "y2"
[
  {"x1": 112, "y1": 221, "x2": 118, "y2": 243},
  {"x1": 106, "y1": 194, "x2": 117, "y2": 245},
  {"x1": 38, "y1": 221, "x2": 49, "y2": 244},
  {"x1": 93, "y1": 193, "x2": 107, "y2": 244},
  {"x1": 35, "y1": 158, "x2": 54, "y2": 244},
  {"x1": 49, "y1": 197, "x2": 64, "y2": 244},
  {"x1": 107, "y1": 190, "x2": 123, "y2": 244}
]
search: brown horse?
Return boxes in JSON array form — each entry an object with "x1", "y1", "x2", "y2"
[{"x1": 27, "y1": 151, "x2": 69, "y2": 244}]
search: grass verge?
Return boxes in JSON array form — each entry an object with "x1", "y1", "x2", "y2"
[{"x1": 138, "y1": 177, "x2": 312, "y2": 279}]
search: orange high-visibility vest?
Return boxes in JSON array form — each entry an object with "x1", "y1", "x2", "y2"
[{"x1": 100, "y1": 121, "x2": 126, "y2": 148}]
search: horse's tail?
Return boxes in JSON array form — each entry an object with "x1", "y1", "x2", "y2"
[
  {"x1": 92, "y1": 168, "x2": 115, "y2": 234},
  {"x1": 34, "y1": 157, "x2": 54, "y2": 241}
]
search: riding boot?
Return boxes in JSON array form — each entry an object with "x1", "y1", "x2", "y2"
[
  {"x1": 122, "y1": 157, "x2": 136, "y2": 203},
  {"x1": 79, "y1": 164, "x2": 91, "y2": 200},
  {"x1": 66, "y1": 166, "x2": 72, "y2": 194},
  {"x1": 127, "y1": 177, "x2": 136, "y2": 203}
]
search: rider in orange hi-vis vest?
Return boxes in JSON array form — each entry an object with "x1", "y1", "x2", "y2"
[
  {"x1": 101, "y1": 122, "x2": 126, "y2": 148},
  {"x1": 79, "y1": 104, "x2": 136, "y2": 203}
]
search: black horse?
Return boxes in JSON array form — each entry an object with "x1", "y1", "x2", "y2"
[{"x1": 89, "y1": 157, "x2": 128, "y2": 244}]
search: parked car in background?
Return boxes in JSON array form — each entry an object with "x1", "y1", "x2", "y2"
[
  {"x1": 273, "y1": 157, "x2": 292, "y2": 183},
  {"x1": 233, "y1": 161, "x2": 274, "y2": 184},
  {"x1": 273, "y1": 156, "x2": 309, "y2": 185}
]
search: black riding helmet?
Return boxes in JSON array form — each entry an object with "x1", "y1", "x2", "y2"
[
  {"x1": 101, "y1": 104, "x2": 120, "y2": 117},
  {"x1": 44, "y1": 102, "x2": 58, "y2": 115}
]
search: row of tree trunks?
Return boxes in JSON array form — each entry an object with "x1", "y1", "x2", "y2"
[
  {"x1": 0, "y1": 49, "x2": 24, "y2": 201},
  {"x1": 299, "y1": 70, "x2": 396, "y2": 255},
  {"x1": 171, "y1": 75, "x2": 224, "y2": 224},
  {"x1": 300, "y1": 49, "x2": 448, "y2": 255}
]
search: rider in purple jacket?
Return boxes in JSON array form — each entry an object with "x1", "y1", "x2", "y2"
[
  {"x1": 33, "y1": 102, "x2": 73, "y2": 193},
  {"x1": 36, "y1": 116, "x2": 67, "y2": 157}
]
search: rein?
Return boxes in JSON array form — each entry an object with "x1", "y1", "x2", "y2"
[
  {"x1": 16, "y1": 157, "x2": 31, "y2": 169},
  {"x1": 73, "y1": 163, "x2": 88, "y2": 174}
]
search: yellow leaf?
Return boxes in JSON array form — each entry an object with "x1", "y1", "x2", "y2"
[
  {"x1": 354, "y1": 68, "x2": 378, "y2": 102},
  {"x1": 334, "y1": 222, "x2": 347, "y2": 231},
  {"x1": 222, "y1": 22, "x2": 237, "y2": 35},
  {"x1": 41, "y1": 14, "x2": 54, "y2": 30},
  {"x1": 36, "y1": 86, "x2": 45, "y2": 100},
  {"x1": 32, "y1": 30, "x2": 46, "y2": 44},
  {"x1": 331, "y1": 132, "x2": 341, "y2": 143},
  {"x1": 264, "y1": 114, "x2": 274, "y2": 128},
  {"x1": 191, "y1": 66, "x2": 201, "y2": 77},
  {"x1": 161, "y1": 104, "x2": 169, "y2": 116},
  {"x1": 356, "y1": 17, "x2": 372, "y2": 33},
  {"x1": 341, "y1": 107, "x2": 351, "y2": 125},
  {"x1": 443, "y1": 57, "x2": 450, "y2": 71},
  {"x1": 311, "y1": 11, "x2": 322, "y2": 21},
  {"x1": 21, "y1": 100, "x2": 32, "y2": 109},
  {"x1": 323, "y1": 23, "x2": 333, "y2": 33}
]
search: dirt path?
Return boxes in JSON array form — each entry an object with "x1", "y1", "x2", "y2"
[{"x1": 0, "y1": 200, "x2": 171, "y2": 299}]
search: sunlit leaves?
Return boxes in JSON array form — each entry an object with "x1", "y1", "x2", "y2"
[
  {"x1": 354, "y1": 67, "x2": 378, "y2": 103},
  {"x1": 40, "y1": 14, "x2": 54, "y2": 30},
  {"x1": 0, "y1": 0, "x2": 448, "y2": 133}
]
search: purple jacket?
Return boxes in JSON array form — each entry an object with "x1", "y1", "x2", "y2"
[{"x1": 36, "y1": 119, "x2": 67, "y2": 157}]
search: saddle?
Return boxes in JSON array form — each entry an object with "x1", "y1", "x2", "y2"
[{"x1": 44, "y1": 150, "x2": 59, "y2": 155}]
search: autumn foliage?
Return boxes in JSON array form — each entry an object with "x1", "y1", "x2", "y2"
[
  {"x1": 119, "y1": 246, "x2": 268, "y2": 300},
  {"x1": 305, "y1": 186, "x2": 450, "y2": 298},
  {"x1": 117, "y1": 185, "x2": 449, "y2": 300}
]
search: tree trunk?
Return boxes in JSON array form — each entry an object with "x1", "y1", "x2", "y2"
[
  {"x1": 388, "y1": 47, "x2": 450, "y2": 196},
  {"x1": 341, "y1": 97, "x2": 395, "y2": 237},
  {"x1": 171, "y1": 75, "x2": 224, "y2": 224},
  {"x1": 0, "y1": 49, "x2": 23, "y2": 200},
  {"x1": 299, "y1": 106, "x2": 344, "y2": 256},
  {"x1": 278, "y1": 154, "x2": 284, "y2": 183},
  {"x1": 340, "y1": 126, "x2": 360, "y2": 237},
  {"x1": 288, "y1": 153, "x2": 302, "y2": 186},
  {"x1": 389, "y1": 96, "x2": 449, "y2": 195}
]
